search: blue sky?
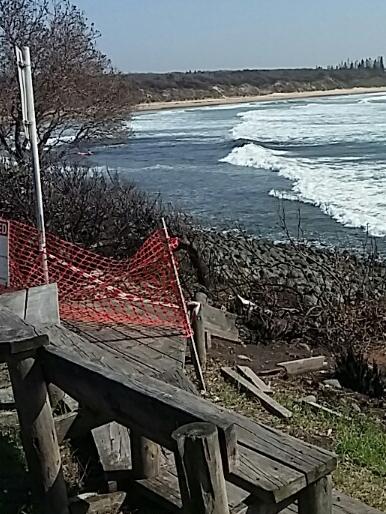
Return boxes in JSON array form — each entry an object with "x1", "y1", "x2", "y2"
[{"x1": 75, "y1": 0, "x2": 386, "y2": 72}]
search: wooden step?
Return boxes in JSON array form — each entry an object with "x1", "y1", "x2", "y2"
[{"x1": 133, "y1": 453, "x2": 384, "y2": 514}]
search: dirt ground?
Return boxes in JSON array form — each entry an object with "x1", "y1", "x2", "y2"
[{"x1": 209, "y1": 336, "x2": 332, "y2": 372}]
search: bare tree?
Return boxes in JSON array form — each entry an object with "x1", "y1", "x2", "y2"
[{"x1": 0, "y1": 0, "x2": 137, "y2": 165}]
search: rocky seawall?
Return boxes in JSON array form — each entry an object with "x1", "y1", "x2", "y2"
[
  {"x1": 179, "y1": 229, "x2": 386, "y2": 347},
  {"x1": 185, "y1": 230, "x2": 385, "y2": 305}
]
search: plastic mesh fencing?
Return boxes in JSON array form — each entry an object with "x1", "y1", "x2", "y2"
[{"x1": 0, "y1": 218, "x2": 192, "y2": 337}]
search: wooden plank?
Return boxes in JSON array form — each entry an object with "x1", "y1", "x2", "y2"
[
  {"x1": 332, "y1": 491, "x2": 385, "y2": 514},
  {"x1": 42, "y1": 345, "x2": 320, "y2": 504},
  {"x1": 131, "y1": 431, "x2": 160, "y2": 479},
  {"x1": 69, "y1": 492, "x2": 126, "y2": 514},
  {"x1": 173, "y1": 422, "x2": 230, "y2": 514},
  {"x1": 237, "y1": 366, "x2": 272, "y2": 394},
  {"x1": 233, "y1": 490, "x2": 386, "y2": 514},
  {"x1": 134, "y1": 450, "x2": 250, "y2": 513},
  {"x1": 0, "y1": 284, "x2": 60, "y2": 326},
  {"x1": 74, "y1": 325, "x2": 179, "y2": 376},
  {"x1": 92, "y1": 422, "x2": 131, "y2": 477},
  {"x1": 0, "y1": 307, "x2": 48, "y2": 359},
  {"x1": 202, "y1": 303, "x2": 239, "y2": 342},
  {"x1": 277, "y1": 356, "x2": 327, "y2": 376},
  {"x1": 221, "y1": 367, "x2": 292, "y2": 419}
]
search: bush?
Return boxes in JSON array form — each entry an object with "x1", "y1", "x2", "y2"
[{"x1": 0, "y1": 161, "x2": 190, "y2": 257}]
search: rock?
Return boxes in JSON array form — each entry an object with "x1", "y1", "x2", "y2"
[
  {"x1": 351, "y1": 402, "x2": 361, "y2": 413},
  {"x1": 323, "y1": 379, "x2": 342, "y2": 389},
  {"x1": 303, "y1": 394, "x2": 317, "y2": 403},
  {"x1": 237, "y1": 354, "x2": 252, "y2": 362}
]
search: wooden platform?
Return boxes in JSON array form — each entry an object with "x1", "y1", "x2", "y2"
[
  {"x1": 134, "y1": 452, "x2": 384, "y2": 514},
  {"x1": 0, "y1": 287, "x2": 382, "y2": 514},
  {"x1": 54, "y1": 322, "x2": 194, "y2": 391}
]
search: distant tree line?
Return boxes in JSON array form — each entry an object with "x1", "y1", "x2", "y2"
[
  {"x1": 129, "y1": 62, "x2": 386, "y2": 103},
  {"x1": 330, "y1": 56, "x2": 385, "y2": 71}
]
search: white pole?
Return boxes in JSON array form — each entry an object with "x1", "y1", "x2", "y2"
[{"x1": 21, "y1": 46, "x2": 49, "y2": 284}]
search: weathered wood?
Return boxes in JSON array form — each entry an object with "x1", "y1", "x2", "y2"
[
  {"x1": 8, "y1": 355, "x2": 69, "y2": 514},
  {"x1": 42, "y1": 345, "x2": 336, "y2": 504},
  {"x1": 131, "y1": 431, "x2": 160, "y2": 479},
  {"x1": 192, "y1": 293, "x2": 207, "y2": 369},
  {"x1": 205, "y1": 330, "x2": 212, "y2": 350},
  {"x1": 92, "y1": 422, "x2": 131, "y2": 489},
  {"x1": 202, "y1": 303, "x2": 239, "y2": 343},
  {"x1": 43, "y1": 346, "x2": 238, "y2": 475},
  {"x1": 0, "y1": 307, "x2": 48, "y2": 359},
  {"x1": 0, "y1": 284, "x2": 60, "y2": 326},
  {"x1": 298, "y1": 475, "x2": 332, "y2": 514},
  {"x1": 236, "y1": 366, "x2": 272, "y2": 394},
  {"x1": 55, "y1": 409, "x2": 111, "y2": 445},
  {"x1": 221, "y1": 367, "x2": 292, "y2": 419},
  {"x1": 69, "y1": 491, "x2": 126, "y2": 514},
  {"x1": 331, "y1": 490, "x2": 385, "y2": 514},
  {"x1": 277, "y1": 356, "x2": 327, "y2": 376},
  {"x1": 173, "y1": 422, "x2": 230, "y2": 514},
  {"x1": 134, "y1": 450, "x2": 249, "y2": 514}
]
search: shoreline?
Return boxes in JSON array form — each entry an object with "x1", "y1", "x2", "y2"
[{"x1": 135, "y1": 86, "x2": 386, "y2": 112}]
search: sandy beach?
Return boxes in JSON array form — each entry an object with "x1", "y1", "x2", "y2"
[{"x1": 136, "y1": 86, "x2": 386, "y2": 112}]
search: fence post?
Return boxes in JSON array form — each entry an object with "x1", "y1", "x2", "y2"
[
  {"x1": 193, "y1": 292, "x2": 207, "y2": 369},
  {"x1": 8, "y1": 351, "x2": 69, "y2": 514},
  {"x1": 172, "y1": 422, "x2": 230, "y2": 514},
  {"x1": 130, "y1": 431, "x2": 160, "y2": 479}
]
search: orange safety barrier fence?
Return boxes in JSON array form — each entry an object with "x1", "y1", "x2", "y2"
[{"x1": 0, "y1": 218, "x2": 192, "y2": 337}]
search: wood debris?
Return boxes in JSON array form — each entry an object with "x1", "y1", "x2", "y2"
[
  {"x1": 221, "y1": 367, "x2": 292, "y2": 419},
  {"x1": 277, "y1": 356, "x2": 327, "y2": 375}
]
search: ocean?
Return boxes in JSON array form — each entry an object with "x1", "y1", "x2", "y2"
[{"x1": 87, "y1": 92, "x2": 386, "y2": 252}]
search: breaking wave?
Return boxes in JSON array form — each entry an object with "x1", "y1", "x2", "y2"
[{"x1": 221, "y1": 142, "x2": 386, "y2": 237}]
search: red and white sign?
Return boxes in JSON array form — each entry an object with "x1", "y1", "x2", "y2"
[{"x1": 0, "y1": 220, "x2": 9, "y2": 286}]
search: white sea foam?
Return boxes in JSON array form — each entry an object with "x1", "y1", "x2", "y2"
[{"x1": 221, "y1": 142, "x2": 386, "y2": 237}]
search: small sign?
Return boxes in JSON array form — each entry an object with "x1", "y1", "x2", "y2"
[{"x1": 0, "y1": 220, "x2": 9, "y2": 286}]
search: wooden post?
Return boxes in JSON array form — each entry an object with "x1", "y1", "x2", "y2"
[
  {"x1": 0, "y1": 307, "x2": 69, "y2": 514},
  {"x1": 172, "y1": 422, "x2": 230, "y2": 514},
  {"x1": 193, "y1": 292, "x2": 207, "y2": 369},
  {"x1": 130, "y1": 430, "x2": 160, "y2": 479},
  {"x1": 298, "y1": 475, "x2": 332, "y2": 514},
  {"x1": 9, "y1": 353, "x2": 69, "y2": 514}
]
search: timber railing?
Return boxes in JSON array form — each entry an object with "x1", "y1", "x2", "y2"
[{"x1": 0, "y1": 290, "x2": 340, "y2": 514}]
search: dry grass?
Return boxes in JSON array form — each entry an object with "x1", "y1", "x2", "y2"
[{"x1": 204, "y1": 359, "x2": 386, "y2": 512}]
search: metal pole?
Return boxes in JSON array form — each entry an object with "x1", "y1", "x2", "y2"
[{"x1": 21, "y1": 46, "x2": 49, "y2": 284}]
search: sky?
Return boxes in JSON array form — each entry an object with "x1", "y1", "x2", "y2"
[{"x1": 75, "y1": 0, "x2": 386, "y2": 73}]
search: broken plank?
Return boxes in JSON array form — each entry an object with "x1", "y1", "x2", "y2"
[
  {"x1": 202, "y1": 303, "x2": 240, "y2": 343},
  {"x1": 277, "y1": 356, "x2": 327, "y2": 376},
  {"x1": 236, "y1": 366, "x2": 271, "y2": 394},
  {"x1": 92, "y1": 422, "x2": 131, "y2": 479},
  {"x1": 221, "y1": 367, "x2": 292, "y2": 419},
  {"x1": 0, "y1": 284, "x2": 60, "y2": 326}
]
